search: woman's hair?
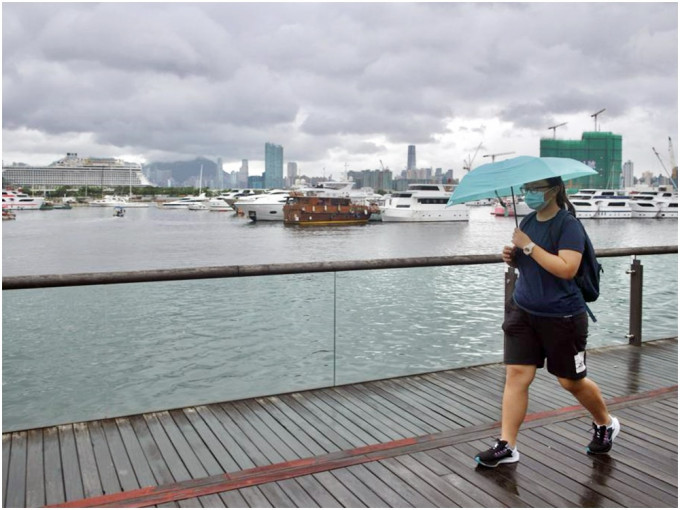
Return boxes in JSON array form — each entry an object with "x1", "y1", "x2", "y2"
[{"x1": 546, "y1": 177, "x2": 576, "y2": 215}]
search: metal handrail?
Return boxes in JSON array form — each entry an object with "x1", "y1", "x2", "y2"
[{"x1": 3, "y1": 245, "x2": 677, "y2": 290}]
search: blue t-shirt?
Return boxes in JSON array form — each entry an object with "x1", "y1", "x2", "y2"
[{"x1": 513, "y1": 210, "x2": 586, "y2": 316}]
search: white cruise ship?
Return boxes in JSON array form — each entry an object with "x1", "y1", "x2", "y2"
[
  {"x1": 1, "y1": 153, "x2": 152, "y2": 191},
  {"x1": 380, "y1": 184, "x2": 469, "y2": 222}
]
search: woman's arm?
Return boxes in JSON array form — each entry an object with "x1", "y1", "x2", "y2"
[{"x1": 512, "y1": 228, "x2": 582, "y2": 279}]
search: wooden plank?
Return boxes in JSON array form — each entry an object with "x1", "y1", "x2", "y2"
[
  {"x1": 58, "y1": 424, "x2": 85, "y2": 502},
  {"x1": 292, "y1": 392, "x2": 379, "y2": 445},
  {"x1": 312, "y1": 471, "x2": 366, "y2": 508},
  {"x1": 168, "y1": 410, "x2": 224, "y2": 475},
  {"x1": 88, "y1": 421, "x2": 122, "y2": 497},
  {"x1": 143, "y1": 413, "x2": 202, "y2": 508},
  {"x1": 129, "y1": 415, "x2": 176, "y2": 486},
  {"x1": 115, "y1": 417, "x2": 161, "y2": 488},
  {"x1": 194, "y1": 405, "x2": 256, "y2": 470},
  {"x1": 462, "y1": 439, "x2": 582, "y2": 508},
  {"x1": 336, "y1": 385, "x2": 425, "y2": 437},
  {"x1": 332, "y1": 468, "x2": 391, "y2": 507},
  {"x1": 238, "y1": 485, "x2": 273, "y2": 507},
  {"x1": 3, "y1": 434, "x2": 10, "y2": 507},
  {"x1": 277, "y1": 394, "x2": 357, "y2": 450},
  {"x1": 349, "y1": 383, "x2": 437, "y2": 435},
  {"x1": 6, "y1": 431, "x2": 27, "y2": 508},
  {"x1": 100, "y1": 419, "x2": 139, "y2": 492},
  {"x1": 25, "y1": 428, "x2": 45, "y2": 508},
  {"x1": 293, "y1": 474, "x2": 343, "y2": 507},
  {"x1": 432, "y1": 446, "x2": 530, "y2": 507},
  {"x1": 215, "y1": 488, "x2": 250, "y2": 508},
  {"x1": 179, "y1": 407, "x2": 242, "y2": 473},
  {"x1": 423, "y1": 372, "x2": 500, "y2": 420},
  {"x1": 209, "y1": 403, "x2": 276, "y2": 466},
  {"x1": 232, "y1": 400, "x2": 302, "y2": 460},
  {"x1": 73, "y1": 423, "x2": 104, "y2": 499},
  {"x1": 345, "y1": 463, "x2": 413, "y2": 508},
  {"x1": 251, "y1": 397, "x2": 328, "y2": 457},
  {"x1": 361, "y1": 459, "x2": 438, "y2": 507},
  {"x1": 258, "y1": 481, "x2": 296, "y2": 507},
  {"x1": 43, "y1": 426, "x2": 66, "y2": 505},
  {"x1": 378, "y1": 456, "x2": 460, "y2": 508},
  {"x1": 311, "y1": 389, "x2": 394, "y2": 444},
  {"x1": 156, "y1": 411, "x2": 211, "y2": 478},
  {"x1": 276, "y1": 479, "x2": 319, "y2": 508},
  {"x1": 523, "y1": 427, "x2": 660, "y2": 507}
]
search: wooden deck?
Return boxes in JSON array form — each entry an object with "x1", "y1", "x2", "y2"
[{"x1": 3, "y1": 338, "x2": 677, "y2": 508}]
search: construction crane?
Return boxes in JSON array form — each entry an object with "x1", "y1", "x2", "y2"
[
  {"x1": 482, "y1": 151, "x2": 515, "y2": 163},
  {"x1": 652, "y1": 145, "x2": 677, "y2": 190},
  {"x1": 463, "y1": 142, "x2": 483, "y2": 172},
  {"x1": 548, "y1": 122, "x2": 567, "y2": 139},
  {"x1": 590, "y1": 108, "x2": 606, "y2": 131},
  {"x1": 379, "y1": 159, "x2": 386, "y2": 171}
]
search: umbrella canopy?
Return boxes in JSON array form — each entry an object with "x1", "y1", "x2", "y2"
[{"x1": 447, "y1": 156, "x2": 597, "y2": 206}]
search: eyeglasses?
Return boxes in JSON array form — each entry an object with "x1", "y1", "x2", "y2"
[{"x1": 520, "y1": 185, "x2": 556, "y2": 194}]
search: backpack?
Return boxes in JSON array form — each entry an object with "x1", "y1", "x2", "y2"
[{"x1": 521, "y1": 210, "x2": 603, "y2": 320}]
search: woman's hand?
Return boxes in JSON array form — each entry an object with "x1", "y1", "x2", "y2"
[
  {"x1": 502, "y1": 245, "x2": 517, "y2": 267},
  {"x1": 511, "y1": 228, "x2": 531, "y2": 249}
]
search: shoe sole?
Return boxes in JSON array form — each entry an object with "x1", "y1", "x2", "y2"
[
  {"x1": 587, "y1": 417, "x2": 621, "y2": 454},
  {"x1": 475, "y1": 452, "x2": 520, "y2": 468}
]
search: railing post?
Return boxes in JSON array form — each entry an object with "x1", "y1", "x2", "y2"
[{"x1": 626, "y1": 257, "x2": 643, "y2": 346}]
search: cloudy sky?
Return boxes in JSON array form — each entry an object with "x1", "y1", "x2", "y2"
[{"x1": 2, "y1": 2, "x2": 678, "y2": 180}]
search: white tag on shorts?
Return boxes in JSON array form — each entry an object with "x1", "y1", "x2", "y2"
[{"x1": 574, "y1": 351, "x2": 586, "y2": 374}]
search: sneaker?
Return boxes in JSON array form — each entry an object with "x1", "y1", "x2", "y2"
[
  {"x1": 587, "y1": 416, "x2": 620, "y2": 454},
  {"x1": 474, "y1": 439, "x2": 520, "y2": 467}
]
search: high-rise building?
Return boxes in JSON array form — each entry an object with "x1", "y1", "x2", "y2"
[
  {"x1": 407, "y1": 145, "x2": 416, "y2": 171},
  {"x1": 540, "y1": 131, "x2": 622, "y2": 189},
  {"x1": 239, "y1": 160, "x2": 249, "y2": 188},
  {"x1": 286, "y1": 162, "x2": 298, "y2": 187},
  {"x1": 622, "y1": 160, "x2": 634, "y2": 188},
  {"x1": 216, "y1": 158, "x2": 224, "y2": 189},
  {"x1": 264, "y1": 142, "x2": 284, "y2": 189}
]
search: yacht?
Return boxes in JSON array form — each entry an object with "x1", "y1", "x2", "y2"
[
  {"x1": 629, "y1": 187, "x2": 678, "y2": 218},
  {"x1": 2, "y1": 189, "x2": 45, "y2": 210},
  {"x1": 207, "y1": 197, "x2": 234, "y2": 212},
  {"x1": 381, "y1": 184, "x2": 469, "y2": 222},
  {"x1": 159, "y1": 193, "x2": 209, "y2": 209},
  {"x1": 89, "y1": 195, "x2": 150, "y2": 208},
  {"x1": 233, "y1": 189, "x2": 290, "y2": 221},
  {"x1": 569, "y1": 189, "x2": 632, "y2": 219},
  {"x1": 219, "y1": 189, "x2": 263, "y2": 207}
]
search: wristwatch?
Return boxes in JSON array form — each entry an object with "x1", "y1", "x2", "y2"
[{"x1": 523, "y1": 242, "x2": 536, "y2": 255}]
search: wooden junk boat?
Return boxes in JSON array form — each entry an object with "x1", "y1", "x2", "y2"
[{"x1": 283, "y1": 192, "x2": 374, "y2": 226}]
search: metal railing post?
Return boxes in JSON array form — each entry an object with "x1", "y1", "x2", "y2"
[{"x1": 626, "y1": 257, "x2": 643, "y2": 346}]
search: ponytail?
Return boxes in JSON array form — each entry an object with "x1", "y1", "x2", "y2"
[{"x1": 547, "y1": 177, "x2": 576, "y2": 216}]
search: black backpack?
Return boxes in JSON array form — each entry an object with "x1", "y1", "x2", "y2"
[{"x1": 522, "y1": 210, "x2": 603, "y2": 320}]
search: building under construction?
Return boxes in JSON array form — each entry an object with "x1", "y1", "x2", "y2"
[{"x1": 540, "y1": 131, "x2": 622, "y2": 189}]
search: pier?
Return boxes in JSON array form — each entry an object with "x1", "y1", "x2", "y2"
[{"x1": 3, "y1": 248, "x2": 677, "y2": 507}]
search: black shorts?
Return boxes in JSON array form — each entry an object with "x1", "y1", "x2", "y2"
[{"x1": 502, "y1": 298, "x2": 589, "y2": 380}]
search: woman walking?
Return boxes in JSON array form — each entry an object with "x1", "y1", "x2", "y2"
[{"x1": 475, "y1": 177, "x2": 620, "y2": 468}]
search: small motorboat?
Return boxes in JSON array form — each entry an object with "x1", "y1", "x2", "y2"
[{"x1": 113, "y1": 206, "x2": 126, "y2": 217}]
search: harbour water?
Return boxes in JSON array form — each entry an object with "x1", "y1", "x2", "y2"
[{"x1": 2, "y1": 206, "x2": 678, "y2": 431}]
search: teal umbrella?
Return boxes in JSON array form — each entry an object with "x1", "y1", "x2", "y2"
[{"x1": 447, "y1": 155, "x2": 597, "y2": 226}]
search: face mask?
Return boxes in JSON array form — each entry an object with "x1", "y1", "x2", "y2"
[{"x1": 524, "y1": 190, "x2": 549, "y2": 211}]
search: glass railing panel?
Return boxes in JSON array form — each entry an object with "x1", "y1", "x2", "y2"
[
  {"x1": 334, "y1": 264, "x2": 507, "y2": 385},
  {"x1": 2, "y1": 273, "x2": 335, "y2": 432}
]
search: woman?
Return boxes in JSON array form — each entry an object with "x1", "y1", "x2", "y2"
[{"x1": 475, "y1": 176, "x2": 619, "y2": 468}]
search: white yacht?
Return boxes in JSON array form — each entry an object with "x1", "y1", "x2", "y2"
[
  {"x1": 219, "y1": 189, "x2": 263, "y2": 207},
  {"x1": 159, "y1": 193, "x2": 209, "y2": 209},
  {"x1": 381, "y1": 184, "x2": 469, "y2": 222},
  {"x1": 207, "y1": 197, "x2": 234, "y2": 212},
  {"x1": 570, "y1": 189, "x2": 632, "y2": 219},
  {"x1": 629, "y1": 187, "x2": 678, "y2": 218},
  {"x1": 2, "y1": 189, "x2": 45, "y2": 210},
  {"x1": 89, "y1": 195, "x2": 150, "y2": 208},
  {"x1": 233, "y1": 189, "x2": 290, "y2": 221}
]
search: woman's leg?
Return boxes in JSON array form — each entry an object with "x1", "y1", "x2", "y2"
[
  {"x1": 558, "y1": 376, "x2": 609, "y2": 425},
  {"x1": 501, "y1": 364, "x2": 537, "y2": 447}
]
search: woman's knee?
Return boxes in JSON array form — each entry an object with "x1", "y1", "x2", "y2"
[
  {"x1": 558, "y1": 376, "x2": 585, "y2": 393},
  {"x1": 505, "y1": 365, "x2": 536, "y2": 387}
]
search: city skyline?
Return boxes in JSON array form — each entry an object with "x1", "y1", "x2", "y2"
[{"x1": 2, "y1": 3, "x2": 677, "y2": 181}]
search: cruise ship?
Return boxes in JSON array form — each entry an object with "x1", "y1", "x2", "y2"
[{"x1": 1, "y1": 153, "x2": 153, "y2": 191}]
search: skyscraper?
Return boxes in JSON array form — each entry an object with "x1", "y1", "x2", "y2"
[
  {"x1": 622, "y1": 160, "x2": 634, "y2": 188},
  {"x1": 265, "y1": 142, "x2": 284, "y2": 189},
  {"x1": 239, "y1": 160, "x2": 249, "y2": 188},
  {"x1": 287, "y1": 162, "x2": 298, "y2": 187},
  {"x1": 407, "y1": 145, "x2": 416, "y2": 171}
]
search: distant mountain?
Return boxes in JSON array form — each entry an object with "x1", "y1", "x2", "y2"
[{"x1": 143, "y1": 157, "x2": 218, "y2": 187}]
